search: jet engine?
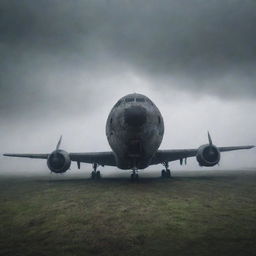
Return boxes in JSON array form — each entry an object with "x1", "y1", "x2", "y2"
[
  {"x1": 47, "y1": 150, "x2": 71, "y2": 173},
  {"x1": 196, "y1": 144, "x2": 220, "y2": 167},
  {"x1": 196, "y1": 132, "x2": 221, "y2": 167}
]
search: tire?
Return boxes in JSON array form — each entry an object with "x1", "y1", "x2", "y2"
[
  {"x1": 91, "y1": 171, "x2": 96, "y2": 179},
  {"x1": 96, "y1": 171, "x2": 101, "y2": 179},
  {"x1": 161, "y1": 169, "x2": 166, "y2": 178},
  {"x1": 166, "y1": 169, "x2": 171, "y2": 178}
]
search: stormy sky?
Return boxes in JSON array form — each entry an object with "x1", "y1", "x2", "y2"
[{"x1": 0, "y1": 0, "x2": 255, "y2": 176}]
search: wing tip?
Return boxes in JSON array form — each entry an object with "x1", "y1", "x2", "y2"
[
  {"x1": 241, "y1": 145, "x2": 255, "y2": 150},
  {"x1": 3, "y1": 154, "x2": 17, "y2": 157}
]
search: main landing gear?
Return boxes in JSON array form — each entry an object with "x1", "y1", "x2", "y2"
[
  {"x1": 91, "y1": 163, "x2": 101, "y2": 180},
  {"x1": 161, "y1": 162, "x2": 171, "y2": 178},
  {"x1": 130, "y1": 169, "x2": 139, "y2": 182}
]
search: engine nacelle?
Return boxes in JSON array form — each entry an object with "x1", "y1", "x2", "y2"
[
  {"x1": 196, "y1": 144, "x2": 220, "y2": 167},
  {"x1": 47, "y1": 150, "x2": 71, "y2": 173}
]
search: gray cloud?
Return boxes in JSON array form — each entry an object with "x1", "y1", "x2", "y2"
[{"x1": 1, "y1": 0, "x2": 256, "y2": 111}]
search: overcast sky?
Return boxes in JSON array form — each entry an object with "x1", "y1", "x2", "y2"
[{"x1": 0, "y1": 0, "x2": 255, "y2": 176}]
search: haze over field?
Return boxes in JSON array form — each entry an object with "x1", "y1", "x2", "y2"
[{"x1": 0, "y1": 0, "x2": 255, "y2": 176}]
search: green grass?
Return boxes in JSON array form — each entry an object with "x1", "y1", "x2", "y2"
[{"x1": 0, "y1": 174, "x2": 256, "y2": 256}]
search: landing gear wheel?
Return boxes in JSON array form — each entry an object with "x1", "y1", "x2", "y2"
[
  {"x1": 91, "y1": 163, "x2": 102, "y2": 180},
  {"x1": 161, "y1": 169, "x2": 166, "y2": 178},
  {"x1": 131, "y1": 172, "x2": 139, "y2": 182},
  {"x1": 91, "y1": 170, "x2": 101, "y2": 180},
  {"x1": 166, "y1": 169, "x2": 171, "y2": 178},
  {"x1": 161, "y1": 162, "x2": 172, "y2": 179},
  {"x1": 96, "y1": 171, "x2": 101, "y2": 179},
  {"x1": 91, "y1": 171, "x2": 96, "y2": 179}
]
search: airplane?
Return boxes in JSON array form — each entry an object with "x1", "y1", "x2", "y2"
[{"x1": 3, "y1": 93, "x2": 254, "y2": 181}]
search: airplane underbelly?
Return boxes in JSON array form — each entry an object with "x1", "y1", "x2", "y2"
[{"x1": 112, "y1": 127, "x2": 163, "y2": 169}]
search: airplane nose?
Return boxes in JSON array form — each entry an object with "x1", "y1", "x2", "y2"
[{"x1": 124, "y1": 106, "x2": 147, "y2": 127}]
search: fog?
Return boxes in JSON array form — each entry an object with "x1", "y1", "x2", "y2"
[{"x1": 0, "y1": 0, "x2": 255, "y2": 177}]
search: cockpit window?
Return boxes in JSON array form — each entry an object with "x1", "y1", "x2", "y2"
[
  {"x1": 136, "y1": 98, "x2": 145, "y2": 102},
  {"x1": 125, "y1": 98, "x2": 135, "y2": 103}
]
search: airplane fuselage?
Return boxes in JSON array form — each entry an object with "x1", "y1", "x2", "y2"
[{"x1": 106, "y1": 93, "x2": 164, "y2": 169}]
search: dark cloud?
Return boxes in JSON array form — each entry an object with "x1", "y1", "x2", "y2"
[{"x1": 0, "y1": 0, "x2": 256, "y2": 121}]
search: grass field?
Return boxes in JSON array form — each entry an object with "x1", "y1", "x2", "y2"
[{"x1": 0, "y1": 172, "x2": 256, "y2": 256}]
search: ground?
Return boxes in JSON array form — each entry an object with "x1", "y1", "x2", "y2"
[{"x1": 0, "y1": 171, "x2": 256, "y2": 256}]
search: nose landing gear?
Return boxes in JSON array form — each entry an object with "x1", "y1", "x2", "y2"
[
  {"x1": 161, "y1": 162, "x2": 171, "y2": 178},
  {"x1": 91, "y1": 163, "x2": 101, "y2": 179},
  {"x1": 131, "y1": 168, "x2": 139, "y2": 182}
]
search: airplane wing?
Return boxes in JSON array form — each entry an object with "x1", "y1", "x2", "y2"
[
  {"x1": 3, "y1": 152, "x2": 117, "y2": 166},
  {"x1": 70, "y1": 152, "x2": 116, "y2": 166},
  {"x1": 3, "y1": 133, "x2": 254, "y2": 170},
  {"x1": 151, "y1": 145, "x2": 254, "y2": 165},
  {"x1": 3, "y1": 153, "x2": 49, "y2": 159}
]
